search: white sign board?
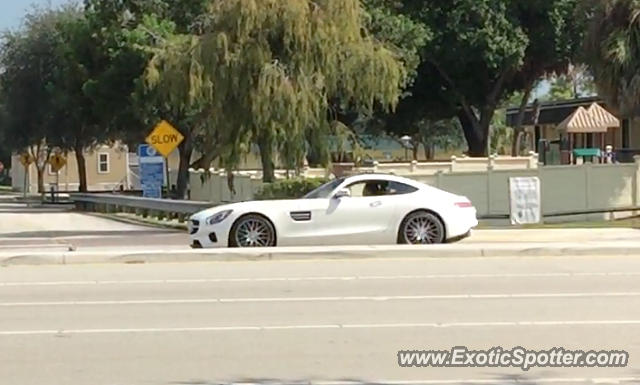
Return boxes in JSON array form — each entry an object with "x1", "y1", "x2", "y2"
[{"x1": 509, "y1": 177, "x2": 541, "y2": 225}]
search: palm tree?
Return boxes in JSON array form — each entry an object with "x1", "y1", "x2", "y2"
[{"x1": 585, "y1": 0, "x2": 640, "y2": 117}]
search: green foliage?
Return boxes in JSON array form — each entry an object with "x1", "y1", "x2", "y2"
[
  {"x1": 548, "y1": 76, "x2": 577, "y2": 101},
  {"x1": 362, "y1": 0, "x2": 430, "y2": 84},
  {"x1": 418, "y1": 119, "x2": 465, "y2": 153},
  {"x1": 0, "y1": 7, "x2": 63, "y2": 152},
  {"x1": 0, "y1": 6, "x2": 73, "y2": 191},
  {"x1": 146, "y1": 0, "x2": 408, "y2": 181},
  {"x1": 47, "y1": 9, "x2": 109, "y2": 151},
  {"x1": 384, "y1": 0, "x2": 584, "y2": 156},
  {"x1": 80, "y1": 0, "x2": 212, "y2": 196},
  {"x1": 543, "y1": 65, "x2": 597, "y2": 101},
  {"x1": 490, "y1": 110, "x2": 514, "y2": 155},
  {"x1": 255, "y1": 177, "x2": 330, "y2": 200},
  {"x1": 0, "y1": 0, "x2": 597, "y2": 195},
  {"x1": 584, "y1": 0, "x2": 640, "y2": 116}
]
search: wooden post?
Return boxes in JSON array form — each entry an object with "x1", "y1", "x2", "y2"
[{"x1": 568, "y1": 134, "x2": 573, "y2": 164}]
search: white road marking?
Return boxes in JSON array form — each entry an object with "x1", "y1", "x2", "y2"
[
  {"x1": 1, "y1": 292, "x2": 640, "y2": 307},
  {"x1": 2, "y1": 271, "x2": 640, "y2": 287},
  {"x1": 296, "y1": 379, "x2": 640, "y2": 385},
  {"x1": 2, "y1": 320, "x2": 640, "y2": 336},
  {"x1": 0, "y1": 244, "x2": 68, "y2": 249}
]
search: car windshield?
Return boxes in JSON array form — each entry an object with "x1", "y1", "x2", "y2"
[{"x1": 303, "y1": 177, "x2": 345, "y2": 199}]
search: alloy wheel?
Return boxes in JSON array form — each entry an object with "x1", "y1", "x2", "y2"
[
  {"x1": 402, "y1": 212, "x2": 444, "y2": 244},
  {"x1": 233, "y1": 216, "x2": 275, "y2": 247}
]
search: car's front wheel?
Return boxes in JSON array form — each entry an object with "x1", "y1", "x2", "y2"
[
  {"x1": 229, "y1": 214, "x2": 276, "y2": 247},
  {"x1": 398, "y1": 210, "x2": 445, "y2": 245}
]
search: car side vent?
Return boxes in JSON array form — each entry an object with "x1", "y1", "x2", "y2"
[
  {"x1": 290, "y1": 211, "x2": 312, "y2": 222},
  {"x1": 189, "y1": 219, "x2": 200, "y2": 235}
]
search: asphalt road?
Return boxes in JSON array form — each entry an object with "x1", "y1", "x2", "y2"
[{"x1": 2, "y1": 256, "x2": 640, "y2": 385}]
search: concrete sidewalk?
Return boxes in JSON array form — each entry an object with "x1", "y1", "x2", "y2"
[
  {"x1": 2, "y1": 241, "x2": 640, "y2": 266},
  {"x1": 463, "y1": 228, "x2": 640, "y2": 243}
]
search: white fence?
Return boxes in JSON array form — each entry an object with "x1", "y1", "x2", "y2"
[{"x1": 414, "y1": 160, "x2": 640, "y2": 221}]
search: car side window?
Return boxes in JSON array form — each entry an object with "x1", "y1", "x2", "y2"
[
  {"x1": 346, "y1": 181, "x2": 369, "y2": 197},
  {"x1": 345, "y1": 180, "x2": 418, "y2": 197},
  {"x1": 346, "y1": 180, "x2": 390, "y2": 197},
  {"x1": 387, "y1": 181, "x2": 418, "y2": 195}
]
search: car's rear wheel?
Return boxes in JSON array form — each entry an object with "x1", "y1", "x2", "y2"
[
  {"x1": 398, "y1": 210, "x2": 445, "y2": 245},
  {"x1": 229, "y1": 214, "x2": 276, "y2": 247}
]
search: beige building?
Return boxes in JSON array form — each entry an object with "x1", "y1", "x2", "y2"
[{"x1": 11, "y1": 144, "x2": 130, "y2": 193}]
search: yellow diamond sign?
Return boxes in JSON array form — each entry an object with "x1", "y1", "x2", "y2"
[
  {"x1": 145, "y1": 120, "x2": 184, "y2": 158},
  {"x1": 49, "y1": 154, "x2": 67, "y2": 173},
  {"x1": 19, "y1": 153, "x2": 33, "y2": 168}
]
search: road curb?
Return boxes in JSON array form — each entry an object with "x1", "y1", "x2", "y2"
[{"x1": 2, "y1": 243, "x2": 640, "y2": 266}]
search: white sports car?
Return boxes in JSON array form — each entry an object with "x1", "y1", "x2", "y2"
[{"x1": 188, "y1": 174, "x2": 478, "y2": 248}]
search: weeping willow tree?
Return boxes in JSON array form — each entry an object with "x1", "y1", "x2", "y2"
[
  {"x1": 585, "y1": 0, "x2": 640, "y2": 117},
  {"x1": 146, "y1": 0, "x2": 407, "y2": 182}
]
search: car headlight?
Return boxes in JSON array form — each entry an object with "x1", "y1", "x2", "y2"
[{"x1": 206, "y1": 210, "x2": 233, "y2": 225}]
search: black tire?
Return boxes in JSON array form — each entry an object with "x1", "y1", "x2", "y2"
[
  {"x1": 229, "y1": 214, "x2": 276, "y2": 248},
  {"x1": 397, "y1": 210, "x2": 446, "y2": 245}
]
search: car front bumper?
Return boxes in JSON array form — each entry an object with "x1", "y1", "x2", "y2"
[{"x1": 188, "y1": 219, "x2": 231, "y2": 248}]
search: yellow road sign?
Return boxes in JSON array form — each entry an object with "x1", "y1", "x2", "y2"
[
  {"x1": 19, "y1": 153, "x2": 33, "y2": 168},
  {"x1": 49, "y1": 154, "x2": 67, "y2": 173},
  {"x1": 145, "y1": 120, "x2": 184, "y2": 158}
]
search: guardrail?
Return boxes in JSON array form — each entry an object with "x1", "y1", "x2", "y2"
[{"x1": 73, "y1": 193, "x2": 215, "y2": 221}]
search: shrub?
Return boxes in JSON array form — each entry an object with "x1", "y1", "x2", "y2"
[{"x1": 255, "y1": 177, "x2": 329, "y2": 200}]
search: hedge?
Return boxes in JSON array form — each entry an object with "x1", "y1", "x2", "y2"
[{"x1": 255, "y1": 177, "x2": 329, "y2": 200}]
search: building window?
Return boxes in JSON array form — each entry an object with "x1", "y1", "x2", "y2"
[{"x1": 98, "y1": 153, "x2": 110, "y2": 174}]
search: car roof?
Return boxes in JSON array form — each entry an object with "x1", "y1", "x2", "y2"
[{"x1": 341, "y1": 173, "x2": 425, "y2": 188}]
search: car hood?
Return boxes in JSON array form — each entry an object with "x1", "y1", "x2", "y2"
[{"x1": 191, "y1": 199, "x2": 302, "y2": 220}]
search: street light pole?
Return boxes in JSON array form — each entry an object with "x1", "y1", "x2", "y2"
[
  {"x1": 487, "y1": 125, "x2": 492, "y2": 156},
  {"x1": 400, "y1": 135, "x2": 412, "y2": 162}
]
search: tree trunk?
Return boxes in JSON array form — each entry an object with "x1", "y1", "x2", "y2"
[
  {"x1": 458, "y1": 112, "x2": 487, "y2": 157},
  {"x1": 511, "y1": 84, "x2": 534, "y2": 156},
  {"x1": 423, "y1": 143, "x2": 435, "y2": 160},
  {"x1": 29, "y1": 145, "x2": 45, "y2": 194},
  {"x1": 74, "y1": 142, "x2": 87, "y2": 192},
  {"x1": 176, "y1": 133, "x2": 193, "y2": 200},
  {"x1": 36, "y1": 167, "x2": 44, "y2": 194},
  {"x1": 257, "y1": 132, "x2": 275, "y2": 183}
]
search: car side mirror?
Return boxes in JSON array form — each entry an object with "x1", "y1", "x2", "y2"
[{"x1": 333, "y1": 188, "x2": 351, "y2": 199}]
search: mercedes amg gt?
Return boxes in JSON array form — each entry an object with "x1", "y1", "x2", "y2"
[{"x1": 188, "y1": 174, "x2": 478, "y2": 248}]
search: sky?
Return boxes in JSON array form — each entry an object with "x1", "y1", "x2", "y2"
[{"x1": 0, "y1": 0, "x2": 68, "y2": 31}]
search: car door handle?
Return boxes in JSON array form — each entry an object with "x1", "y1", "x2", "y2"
[{"x1": 370, "y1": 201, "x2": 382, "y2": 208}]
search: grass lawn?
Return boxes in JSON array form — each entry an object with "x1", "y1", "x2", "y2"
[{"x1": 88, "y1": 212, "x2": 188, "y2": 231}]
